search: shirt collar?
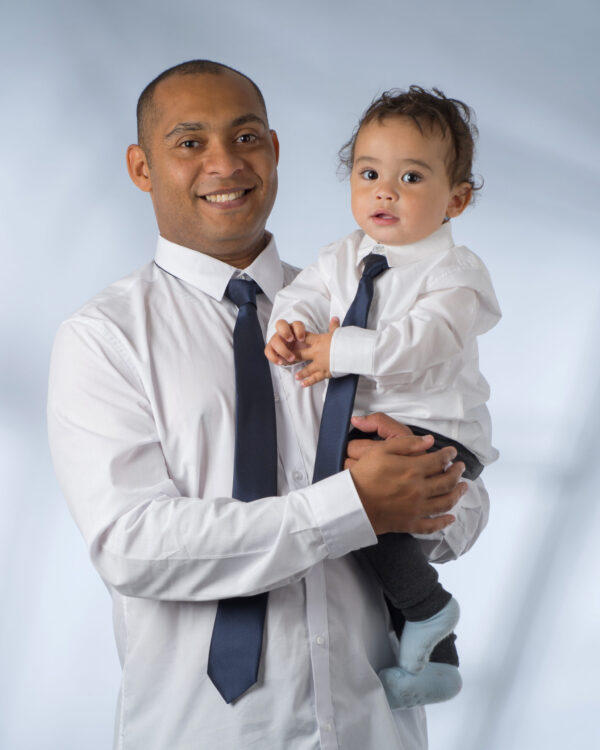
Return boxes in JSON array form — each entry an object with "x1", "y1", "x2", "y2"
[
  {"x1": 356, "y1": 221, "x2": 455, "y2": 268},
  {"x1": 154, "y1": 233, "x2": 284, "y2": 303}
]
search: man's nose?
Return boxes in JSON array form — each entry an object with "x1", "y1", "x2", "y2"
[{"x1": 202, "y1": 141, "x2": 244, "y2": 176}]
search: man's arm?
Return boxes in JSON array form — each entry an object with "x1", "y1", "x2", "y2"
[
  {"x1": 48, "y1": 320, "x2": 465, "y2": 603},
  {"x1": 346, "y1": 412, "x2": 488, "y2": 562}
]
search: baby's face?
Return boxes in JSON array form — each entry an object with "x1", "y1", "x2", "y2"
[{"x1": 350, "y1": 117, "x2": 470, "y2": 246}]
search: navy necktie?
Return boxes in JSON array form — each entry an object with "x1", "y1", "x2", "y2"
[
  {"x1": 312, "y1": 253, "x2": 389, "y2": 482},
  {"x1": 207, "y1": 278, "x2": 278, "y2": 703}
]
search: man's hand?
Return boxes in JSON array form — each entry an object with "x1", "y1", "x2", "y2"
[
  {"x1": 347, "y1": 413, "x2": 467, "y2": 535},
  {"x1": 345, "y1": 413, "x2": 416, "y2": 462},
  {"x1": 294, "y1": 317, "x2": 340, "y2": 386},
  {"x1": 265, "y1": 319, "x2": 307, "y2": 365}
]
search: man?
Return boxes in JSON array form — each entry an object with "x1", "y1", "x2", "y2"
[{"x1": 48, "y1": 61, "x2": 483, "y2": 749}]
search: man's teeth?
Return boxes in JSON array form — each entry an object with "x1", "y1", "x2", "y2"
[{"x1": 204, "y1": 190, "x2": 246, "y2": 203}]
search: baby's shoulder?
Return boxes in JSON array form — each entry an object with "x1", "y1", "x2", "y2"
[{"x1": 425, "y1": 243, "x2": 497, "y2": 300}]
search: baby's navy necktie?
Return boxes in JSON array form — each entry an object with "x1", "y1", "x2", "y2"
[
  {"x1": 207, "y1": 278, "x2": 277, "y2": 703},
  {"x1": 312, "y1": 253, "x2": 389, "y2": 482}
]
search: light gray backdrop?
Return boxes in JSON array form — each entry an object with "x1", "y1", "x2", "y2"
[{"x1": 1, "y1": 1, "x2": 598, "y2": 748}]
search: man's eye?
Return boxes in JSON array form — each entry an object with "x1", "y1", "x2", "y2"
[
  {"x1": 361, "y1": 169, "x2": 378, "y2": 180},
  {"x1": 402, "y1": 172, "x2": 421, "y2": 183},
  {"x1": 237, "y1": 133, "x2": 258, "y2": 144},
  {"x1": 181, "y1": 140, "x2": 199, "y2": 148}
]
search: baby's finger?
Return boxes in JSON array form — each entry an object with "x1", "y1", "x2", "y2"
[
  {"x1": 264, "y1": 343, "x2": 283, "y2": 365},
  {"x1": 295, "y1": 362, "x2": 315, "y2": 381},
  {"x1": 300, "y1": 372, "x2": 325, "y2": 388},
  {"x1": 275, "y1": 319, "x2": 294, "y2": 342},
  {"x1": 270, "y1": 334, "x2": 297, "y2": 363},
  {"x1": 291, "y1": 321, "x2": 306, "y2": 341}
]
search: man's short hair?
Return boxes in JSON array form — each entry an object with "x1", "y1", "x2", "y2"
[
  {"x1": 339, "y1": 86, "x2": 481, "y2": 194},
  {"x1": 136, "y1": 60, "x2": 268, "y2": 156}
]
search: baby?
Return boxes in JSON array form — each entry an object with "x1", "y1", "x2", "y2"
[{"x1": 266, "y1": 87, "x2": 501, "y2": 708}]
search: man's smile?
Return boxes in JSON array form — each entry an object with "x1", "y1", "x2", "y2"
[{"x1": 200, "y1": 187, "x2": 254, "y2": 204}]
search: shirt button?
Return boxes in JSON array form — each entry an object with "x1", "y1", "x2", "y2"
[
  {"x1": 316, "y1": 635, "x2": 326, "y2": 646},
  {"x1": 273, "y1": 394, "x2": 280, "y2": 402},
  {"x1": 292, "y1": 470, "x2": 303, "y2": 481}
]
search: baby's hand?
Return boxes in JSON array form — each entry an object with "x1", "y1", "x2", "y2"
[
  {"x1": 295, "y1": 317, "x2": 340, "y2": 387},
  {"x1": 265, "y1": 319, "x2": 307, "y2": 365}
]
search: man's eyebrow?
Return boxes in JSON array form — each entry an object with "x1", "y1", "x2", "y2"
[
  {"x1": 164, "y1": 122, "x2": 206, "y2": 139},
  {"x1": 230, "y1": 113, "x2": 268, "y2": 129},
  {"x1": 164, "y1": 114, "x2": 267, "y2": 141}
]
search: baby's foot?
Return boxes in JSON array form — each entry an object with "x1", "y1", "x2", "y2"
[
  {"x1": 399, "y1": 597, "x2": 460, "y2": 673},
  {"x1": 379, "y1": 663, "x2": 462, "y2": 709}
]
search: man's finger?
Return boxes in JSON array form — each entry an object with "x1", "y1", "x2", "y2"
[
  {"x1": 410, "y1": 514, "x2": 457, "y2": 535},
  {"x1": 425, "y1": 465, "x2": 466, "y2": 500},
  {"x1": 351, "y1": 412, "x2": 415, "y2": 440},
  {"x1": 382, "y1": 435, "x2": 442, "y2": 458},
  {"x1": 404, "y1": 445, "x2": 458, "y2": 477},
  {"x1": 346, "y1": 438, "x2": 376, "y2": 461}
]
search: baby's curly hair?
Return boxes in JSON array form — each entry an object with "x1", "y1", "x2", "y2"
[{"x1": 339, "y1": 86, "x2": 482, "y2": 194}]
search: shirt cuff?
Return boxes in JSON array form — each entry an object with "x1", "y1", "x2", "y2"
[
  {"x1": 305, "y1": 469, "x2": 377, "y2": 558},
  {"x1": 330, "y1": 326, "x2": 377, "y2": 377}
]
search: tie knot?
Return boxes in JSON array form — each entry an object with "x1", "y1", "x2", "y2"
[
  {"x1": 226, "y1": 278, "x2": 261, "y2": 309},
  {"x1": 362, "y1": 253, "x2": 389, "y2": 280}
]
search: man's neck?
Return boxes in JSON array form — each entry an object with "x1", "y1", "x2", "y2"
[{"x1": 160, "y1": 231, "x2": 271, "y2": 270}]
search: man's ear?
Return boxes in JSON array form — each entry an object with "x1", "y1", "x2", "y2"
[
  {"x1": 127, "y1": 144, "x2": 152, "y2": 193},
  {"x1": 446, "y1": 182, "x2": 472, "y2": 219},
  {"x1": 270, "y1": 130, "x2": 280, "y2": 165}
]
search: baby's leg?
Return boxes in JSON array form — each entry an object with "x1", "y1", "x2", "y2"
[{"x1": 356, "y1": 534, "x2": 459, "y2": 673}]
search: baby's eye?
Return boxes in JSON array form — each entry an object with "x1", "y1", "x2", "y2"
[
  {"x1": 360, "y1": 169, "x2": 379, "y2": 181},
  {"x1": 402, "y1": 171, "x2": 422, "y2": 184}
]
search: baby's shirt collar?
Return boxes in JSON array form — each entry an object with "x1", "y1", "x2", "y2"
[{"x1": 356, "y1": 221, "x2": 455, "y2": 268}]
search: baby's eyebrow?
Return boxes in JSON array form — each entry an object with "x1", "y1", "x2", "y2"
[
  {"x1": 354, "y1": 156, "x2": 433, "y2": 172},
  {"x1": 404, "y1": 159, "x2": 433, "y2": 172}
]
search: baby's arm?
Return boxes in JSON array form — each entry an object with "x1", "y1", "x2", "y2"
[
  {"x1": 330, "y1": 278, "x2": 500, "y2": 387},
  {"x1": 267, "y1": 252, "x2": 338, "y2": 374},
  {"x1": 266, "y1": 317, "x2": 341, "y2": 386}
]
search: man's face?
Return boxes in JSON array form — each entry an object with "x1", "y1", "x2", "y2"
[{"x1": 129, "y1": 71, "x2": 279, "y2": 266}]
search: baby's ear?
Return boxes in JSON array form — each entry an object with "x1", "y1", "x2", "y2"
[{"x1": 446, "y1": 182, "x2": 472, "y2": 218}]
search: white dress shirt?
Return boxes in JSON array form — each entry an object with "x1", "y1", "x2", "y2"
[
  {"x1": 48, "y1": 234, "x2": 486, "y2": 749},
  {"x1": 269, "y1": 222, "x2": 501, "y2": 464}
]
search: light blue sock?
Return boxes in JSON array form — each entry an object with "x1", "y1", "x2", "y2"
[
  {"x1": 379, "y1": 663, "x2": 462, "y2": 709},
  {"x1": 398, "y1": 597, "x2": 460, "y2": 674}
]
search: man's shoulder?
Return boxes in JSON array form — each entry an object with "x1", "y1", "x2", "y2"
[
  {"x1": 70, "y1": 262, "x2": 156, "y2": 316},
  {"x1": 58, "y1": 261, "x2": 159, "y2": 340},
  {"x1": 281, "y1": 259, "x2": 301, "y2": 285}
]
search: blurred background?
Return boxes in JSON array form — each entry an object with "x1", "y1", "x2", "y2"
[{"x1": 1, "y1": 1, "x2": 598, "y2": 748}]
